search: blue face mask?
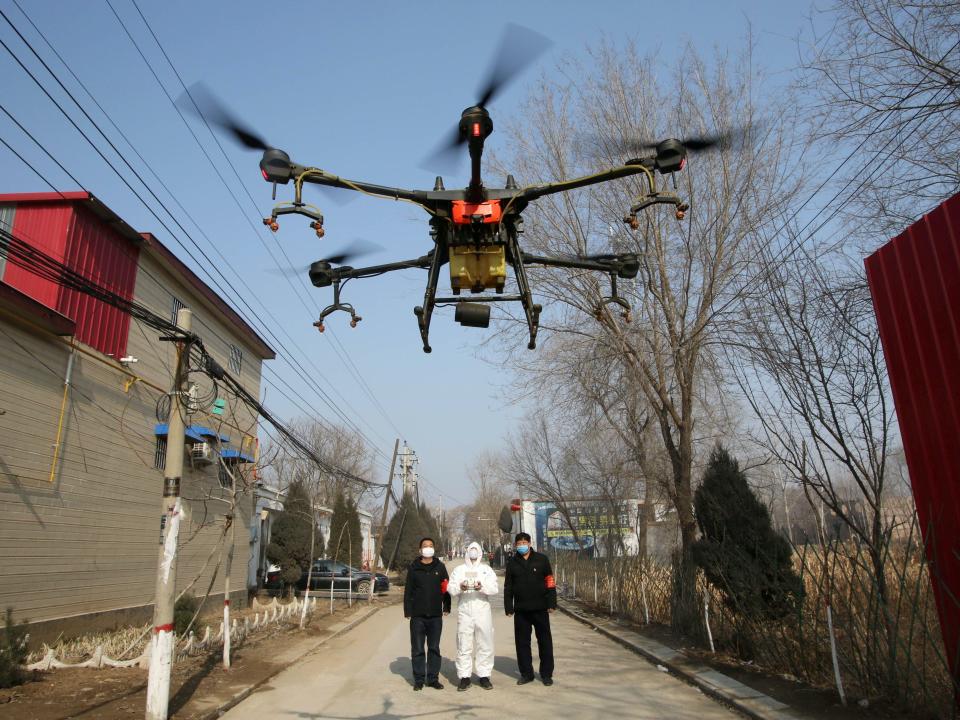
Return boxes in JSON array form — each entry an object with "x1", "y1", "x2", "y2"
[{"x1": 516, "y1": 545, "x2": 529, "y2": 555}]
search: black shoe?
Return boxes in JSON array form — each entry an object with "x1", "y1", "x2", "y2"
[
  {"x1": 457, "y1": 678, "x2": 471, "y2": 692},
  {"x1": 542, "y1": 677, "x2": 554, "y2": 686},
  {"x1": 427, "y1": 681, "x2": 444, "y2": 690},
  {"x1": 478, "y1": 677, "x2": 493, "y2": 690},
  {"x1": 413, "y1": 682, "x2": 423, "y2": 691},
  {"x1": 517, "y1": 675, "x2": 536, "y2": 685}
]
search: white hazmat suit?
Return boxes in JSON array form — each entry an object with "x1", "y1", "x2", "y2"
[{"x1": 448, "y1": 542, "x2": 498, "y2": 680}]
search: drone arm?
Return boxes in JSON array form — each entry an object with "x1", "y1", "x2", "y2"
[
  {"x1": 294, "y1": 166, "x2": 429, "y2": 205},
  {"x1": 520, "y1": 251, "x2": 628, "y2": 274},
  {"x1": 518, "y1": 162, "x2": 655, "y2": 202},
  {"x1": 332, "y1": 254, "x2": 435, "y2": 281}
]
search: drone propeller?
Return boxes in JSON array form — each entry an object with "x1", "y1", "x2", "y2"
[
  {"x1": 179, "y1": 82, "x2": 273, "y2": 151},
  {"x1": 422, "y1": 23, "x2": 552, "y2": 170},
  {"x1": 266, "y1": 239, "x2": 381, "y2": 277},
  {"x1": 621, "y1": 128, "x2": 750, "y2": 156}
]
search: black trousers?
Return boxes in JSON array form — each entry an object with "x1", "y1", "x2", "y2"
[
  {"x1": 410, "y1": 615, "x2": 443, "y2": 684},
  {"x1": 513, "y1": 609, "x2": 554, "y2": 679}
]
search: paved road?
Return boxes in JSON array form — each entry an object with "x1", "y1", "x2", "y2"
[{"x1": 224, "y1": 565, "x2": 740, "y2": 720}]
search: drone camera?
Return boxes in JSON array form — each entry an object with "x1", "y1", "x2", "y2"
[
  {"x1": 259, "y1": 148, "x2": 293, "y2": 184},
  {"x1": 455, "y1": 302, "x2": 491, "y2": 329}
]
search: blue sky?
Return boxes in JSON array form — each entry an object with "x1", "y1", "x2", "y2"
[{"x1": 0, "y1": 0, "x2": 818, "y2": 509}]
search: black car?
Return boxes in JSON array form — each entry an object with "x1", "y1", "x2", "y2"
[{"x1": 296, "y1": 560, "x2": 389, "y2": 594}]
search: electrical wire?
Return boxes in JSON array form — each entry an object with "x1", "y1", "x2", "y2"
[
  {"x1": 0, "y1": 12, "x2": 394, "y2": 462},
  {"x1": 117, "y1": 0, "x2": 405, "y2": 444},
  {"x1": 0, "y1": 225, "x2": 384, "y2": 487}
]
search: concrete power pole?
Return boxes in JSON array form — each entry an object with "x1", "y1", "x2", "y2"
[{"x1": 145, "y1": 308, "x2": 192, "y2": 720}]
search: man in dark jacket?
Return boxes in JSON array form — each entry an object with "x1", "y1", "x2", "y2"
[
  {"x1": 503, "y1": 532, "x2": 556, "y2": 686},
  {"x1": 403, "y1": 537, "x2": 451, "y2": 691}
]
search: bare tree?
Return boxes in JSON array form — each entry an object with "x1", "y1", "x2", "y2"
[
  {"x1": 283, "y1": 419, "x2": 376, "y2": 507},
  {"x1": 463, "y1": 451, "x2": 511, "y2": 547},
  {"x1": 495, "y1": 39, "x2": 804, "y2": 628},
  {"x1": 733, "y1": 239, "x2": 901, "y2": 681},
  {"x1": 800, "y1": 0, "x2": 960, "y2": 235}
]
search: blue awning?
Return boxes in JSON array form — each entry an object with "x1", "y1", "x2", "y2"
[
  {"x1": 220, "y1": 449, "x2": 255, "y2": 463},
  {"x1": 154, "y1": 424, "x2": 230, "y2": 444}
]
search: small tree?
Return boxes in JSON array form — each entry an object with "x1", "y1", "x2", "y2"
[
  {"x1": 0, "y1": 609, "x2": 27, "y2": 689},
  {"x1": 330, "y1": 491, "x2": 363, "y2": 568},
  {"x1": 381, "y1": 492, "x2": 429, "y2": 571},
  {"x1": 267, "y1": 479, "x2": 325, "y2": 589},
  {"x1": 692, "y1": 446, "x2": 804, "y2": 633}
]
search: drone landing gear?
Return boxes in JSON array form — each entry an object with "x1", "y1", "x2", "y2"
[
  {"x1": 599, "y1": 272, "x2": 631, "y2": 323},
  {"x1": 264, "y1": 201, "x2": 325, "y2": 238},
  {"x1": 313, "y1": 278, "x2": 361, "y2": 333},
  {"x1": 622, "y1": 190, "x2": 689, "y2": 228}
]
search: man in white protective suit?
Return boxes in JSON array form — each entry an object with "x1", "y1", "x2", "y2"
[{"x1": 448, "y1": 541, "x2": 499, "y2": 691}]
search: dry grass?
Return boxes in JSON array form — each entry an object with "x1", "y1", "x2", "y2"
[{"x1": 555, "y1": 523, "x2": 956, "y2": 718}]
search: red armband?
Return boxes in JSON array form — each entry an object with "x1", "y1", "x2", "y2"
[
  {"x1": 441, "y1": 579, "x2": 449, "y2": 594},
  {"x1": 545, "y1": 574, "x2": 556, "y2": 589}
]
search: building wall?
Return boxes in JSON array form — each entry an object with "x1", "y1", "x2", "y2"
[{"x1": 0, "y1": 239, "x2": 267, "y2": 645}]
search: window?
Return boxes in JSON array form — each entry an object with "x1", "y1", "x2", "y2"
[
  {"x1": 154, "y1": 436, "x2": 167, "y2": 470},
  {"x1": 0, "y1": 205, "x2": 14, "y2": 280},
  {"x1": 171, "y1": 296, "x2": 185, "y2": 326},
  {"x1": 228, "y1": 343, "x2": 243, "y2": 374}
]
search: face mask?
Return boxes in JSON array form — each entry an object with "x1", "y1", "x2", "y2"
[
  {"x1": 468, "y1": 549, "x2": 480, "y2": 560},
  {"x1": 516, "y1": 545, "x2": 529, "y2": 555},
  {"x1": 421, "y1": 547, "x2": 435, "y2": 558}
]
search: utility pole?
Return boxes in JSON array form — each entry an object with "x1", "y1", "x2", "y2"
[
  {"x1": 146, "y1": 308, "x2": 192, "y2": 720},
  {"x1": 370, "y1": 439, "x2": 399, "y2": 603}
]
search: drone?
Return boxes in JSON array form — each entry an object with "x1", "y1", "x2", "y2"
[{"x1": 193, "y1": 25, "x2": 729, "y2": 353}]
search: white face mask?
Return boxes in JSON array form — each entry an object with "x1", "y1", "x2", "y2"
[
  {"x1": 468, "y1": 549, "x2": 480, "y2": 560},
  {"x1": 421, "y1": 547, "x2": 435, "y2": 558}
]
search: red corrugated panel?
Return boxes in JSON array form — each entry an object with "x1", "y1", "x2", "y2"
[
  {"x1": 865, "y1": 192, "x2": 960, "y2": 682},
  {"x1": 58, "y1": 205, "x2": 138, "y2": 359},
  {"x1": 5, "y1": 202, "x2": 72, "y2": 308}
]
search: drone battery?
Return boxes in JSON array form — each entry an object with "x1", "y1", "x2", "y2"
[
  {"x1": 455, "y1": 303, "x2": 490, "y2": 328},
  {"x1": 449, "y1": 245, "x2": 507, "y2": 293}
]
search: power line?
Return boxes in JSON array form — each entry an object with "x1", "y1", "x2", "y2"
[
  {"x1": 117, "y1": 0, "x2": 404, "y2": 440},
  {"x1": 0, "y1": 12, "x2": 394, "y2": 461},
  {"x1": 0, "y1": 224, "x2": 384, "y2": 488},
  {"x1": 705, "y1": 36, "x2": 960, "y2": 328}
]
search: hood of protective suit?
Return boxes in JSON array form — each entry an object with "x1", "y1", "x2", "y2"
[{"x1": 464, "y1": 541, "x2": 484, "y2": 567}]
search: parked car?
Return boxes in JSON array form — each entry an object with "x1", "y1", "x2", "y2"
[
  {"x1": 262, "y1": 563, "x2": 284, "y2": 592},
  {"x1": 295, "y1": 560, "x2": 389, "y2": 594}
]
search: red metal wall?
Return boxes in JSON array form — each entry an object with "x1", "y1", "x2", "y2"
[
  {"x1": 5, "y1": 199, "x2": 139, "y2": 359},
  {"x1": 5, "y1": 201, "x2": 72, "y2": 309},
  {"x1": 865, "y1": 192, "x2": 960, "y2": 681},
  {"x1": 59, "y1": 205, "x2": 138, "y2": 359}
]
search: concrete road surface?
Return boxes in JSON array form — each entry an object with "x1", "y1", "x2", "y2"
[{"x1": 224, "y1": 567, "x2": 740, "y2": 720}]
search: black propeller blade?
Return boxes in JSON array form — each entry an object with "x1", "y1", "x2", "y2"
[
  {"x1": 421, "y1": 23, "x2": 552, "y2": 170},
  {"x1": 622, "y1": 128, "x2": 750, "y2": 156},
  {"x1": 266, "y1": 239, "x2": 381, "y2": 277},
  {"x1": 179, "y1": 83, "x2": 272, "y2": 151},
  {"x1": 475, "y1": 23, "x2": 552, "y2": 109}
]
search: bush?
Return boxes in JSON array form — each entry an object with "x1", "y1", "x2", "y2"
[
  {"x1": 692, "y1": 445, "x2": 804, "y2": 621},
  {"x1": 174, "y1": 594, "x2": 200, "y2": 637},
  {"x1": 0, "y1": 608, "x2": 28, "y2": 688}
]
